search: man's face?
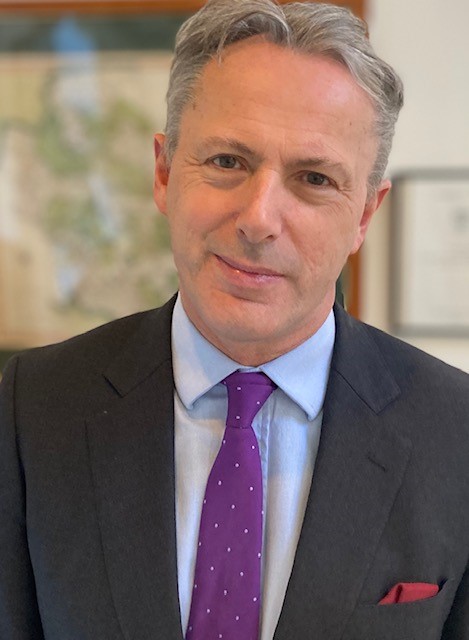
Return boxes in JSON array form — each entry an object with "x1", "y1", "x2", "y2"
[{"x1": 154, "y1": 38, "x2": 389, "y2": 365}]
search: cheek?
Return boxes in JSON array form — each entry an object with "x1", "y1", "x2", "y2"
[
  {"x1": 166, "y1": 202, "x2": 213, "y2": 274},
  {"x1": 291, "y1": 231, "x2": 330, "y2": 282},
  {"x1": 324, "y1": 200, "x2": 365, "y2": 247},
  {"x1": 292, "y1": 210, "x2": 356, "y2": 275},
  {"x1": 172, "y1": 186, "x2": 227, "y2": 235}
]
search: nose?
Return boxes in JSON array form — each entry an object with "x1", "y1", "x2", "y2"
[{"x1": 236, "y1": 170, "x2": 283, "y2": 244}]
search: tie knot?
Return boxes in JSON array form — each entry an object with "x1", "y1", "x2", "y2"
[{"x1": 222, "y1": 371, "x2": 276, "y2": 429}]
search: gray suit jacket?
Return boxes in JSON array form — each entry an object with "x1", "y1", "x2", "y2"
[{"x1": 1, "y1": 297, "x2": 468, "y2": 640}]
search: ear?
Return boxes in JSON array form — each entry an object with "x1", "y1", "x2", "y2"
[
  {"x1": 153, "y1": 133, "x2": 170, "y2": 216},
  {"x1": 350, "y1": 179, "x2": 391, "y2": 254}
]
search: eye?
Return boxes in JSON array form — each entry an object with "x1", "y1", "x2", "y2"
[
  {"x1": 211, "y1": 155, "x2": 242, "y2": 170},
  {"x1": 304, "y1": 171, "x2": 331, "y2": 187}
]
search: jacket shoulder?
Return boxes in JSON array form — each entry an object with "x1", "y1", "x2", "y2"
[
  {"x1": 335, "y1": 306, "x2": 469, "y2": 393},
  {"x1": 10, "y1": 309, "x2": 154, "y2": 375},
  {"x1": 2, "y1": 297, "x2": 176, "y2": 419},
  {"x1": 365, "y1": 321, "x2": 469, "y2": 393}
]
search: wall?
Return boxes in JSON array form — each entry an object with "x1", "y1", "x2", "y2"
[{"x1": 362, "y1": 0, "x2": 469, "y2": 372}]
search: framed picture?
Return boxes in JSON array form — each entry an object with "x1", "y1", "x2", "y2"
[
  {"x1": 0, "y1": 4, "x2": 190, "y2": 351},
  {"x1": 391, "y1": 170, "x2": 469, "y2": 336},
  {"x1": 0, "y1": 0, "x2": 364, "y2": 356}
]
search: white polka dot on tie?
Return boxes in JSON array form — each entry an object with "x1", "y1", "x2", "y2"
[
  {"x1": 258, "y1": 552, "x2": 261, "y2": 558},
  {"x1": 223, "y1": 439, "x2": 226, "y2": 445},
  {"x1": 235, "y1": 463, "x2": 239, "y2": 468},
  {"x1": 235, "y1": 615, "x2": 240, "y2": 621},
  {"x1": 237, "y1": 386, "x2": 241, "y2": 391},
  {"x1": 244, "y1": 528, "x2": 249, "y2": 533},
  {"x1": 249, "y1": 486, "x2": 254, "y2": 491},
  {"x1": 224, "y1": 589, "x2": 228, "y2": 596},
  {"x1": 219, "y1": 635, "x2": 223, "y2": 639},
  {"x1": 210, "y1": 566, "x2": 214, "y2": 571},
  {"x1": 231, "y1": 504, "x2": 235, "y2": 509},
  {"x1": 218, "y1": 480, "x2": 222, "y2": 486},
  {"x1": 236, "y1": 415, "x2": 240, "y2": 420},
  {"x1": 227, "y1": 547, "x2": 231, "y2": 552},
  {"x1": 203, "y1": 499, "x2": 207, "y2": 504},
  {"x1": 240, "y1": 571, "x2": 244, "y2": 576},
  {"x1": 198, "y1": 541, "x2": 202, "y2": 547},
  {"x1": 207, "y1": 608, "x2": 211, "y2": 614},
  {"x1": 214, "y1": 523, "x2": 219, "y2": 528},
  {"x1": 189, "y1": 626, "x2": 192, "y2": 632},
  {"x1": 251, "y1": 445, "x2": 255, "y2": 450},
  {"x1": 256, "y1": 401, "x2": 261, "y2": 405},
  {"x1": 194, "y1": 584, "x2": 197, "y2": 589},
  {"x1": 253, "y1": 597, "x2": 258, "y2": 602}
]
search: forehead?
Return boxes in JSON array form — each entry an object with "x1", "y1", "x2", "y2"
[{"x1": 192, "y1": 38, "x2": 375, "y2": 124}]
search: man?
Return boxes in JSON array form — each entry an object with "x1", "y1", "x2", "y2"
[{"x1": 1, "y1": 1, "x2": 468, "y2": 638}]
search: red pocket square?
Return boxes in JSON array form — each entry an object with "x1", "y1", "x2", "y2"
[{"x1": 379, "y1": 582, "x2": 439, "y2": 605}]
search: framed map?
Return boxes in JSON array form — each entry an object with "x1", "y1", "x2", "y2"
[
  {"x1": 0, "y1": 0, "x2": 364, "y2": 355},
  {"x1": 0, "y1": 9, "x2": 190, "y2": 350}
]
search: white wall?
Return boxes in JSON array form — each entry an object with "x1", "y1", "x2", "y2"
[{"x1": 362, "y1": 0, "x2": 469, "y2": 372}]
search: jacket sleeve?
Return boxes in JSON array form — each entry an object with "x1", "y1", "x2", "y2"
[
  {"x1": 0, "y1": 356, "x2": 45, "y2": 639},
  {"x1": 441, "y1": 563, "x2": 469, "y2": 639}
]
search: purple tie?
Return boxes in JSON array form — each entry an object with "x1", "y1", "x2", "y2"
[{"x1": 185, "y1": 372, "x2": 277, "y2": 640}]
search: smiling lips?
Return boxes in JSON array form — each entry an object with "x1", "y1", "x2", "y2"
[{"x1": 215, "y1": 254, "x2": 283, "y2": 284}]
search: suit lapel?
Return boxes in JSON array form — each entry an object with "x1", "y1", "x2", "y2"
[
  {"x1": 86, "y1": 297, "x2": 184, "y2": 640},
  {"x1": 274, "y1": 307, "x2": 412, "y2": 640}
]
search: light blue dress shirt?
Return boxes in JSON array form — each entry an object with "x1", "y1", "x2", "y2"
[{"x1": 171, "y1": 295, "x2": 335, "y2": 640}]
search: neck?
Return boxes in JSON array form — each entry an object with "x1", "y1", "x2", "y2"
[{"x1": 183, "y1": 302, "x2": 334, "y2": 367}]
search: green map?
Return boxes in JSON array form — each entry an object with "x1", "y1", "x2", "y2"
[{"x1": 0, "y1": 50, "x2": 177, "y2": 348}]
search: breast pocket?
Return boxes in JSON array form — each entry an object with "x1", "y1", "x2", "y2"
[{"x1": 342, "y1": 579, "x2": 456, "y2": 640}]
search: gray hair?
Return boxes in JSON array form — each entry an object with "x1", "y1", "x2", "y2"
[{"x1": 165, "y1": 0, "x2": 404, "y2": 193}]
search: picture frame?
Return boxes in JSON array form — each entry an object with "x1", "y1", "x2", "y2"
[
  {"x1": 390, "y1": 170, "x2": 469, "y2": 336},
  {"x1": 0, "y1": 0, "x2": 364, "y2": 359}
]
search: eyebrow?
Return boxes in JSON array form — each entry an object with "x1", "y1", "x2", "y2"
[{"x1": 198, "y1": 135, "x2": 353, "y2": 184}]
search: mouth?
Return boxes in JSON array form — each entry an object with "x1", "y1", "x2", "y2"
[
  {"x1": 214, "y1": 254, "x2": 284, "y2": 290},
  {"x1": 216, "y1": 255, "x2": 283, "y2": 278}
]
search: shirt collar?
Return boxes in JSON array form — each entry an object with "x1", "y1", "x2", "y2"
[{"x1": 171, "y1": 294, "x2": 335, "y2": 421}]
